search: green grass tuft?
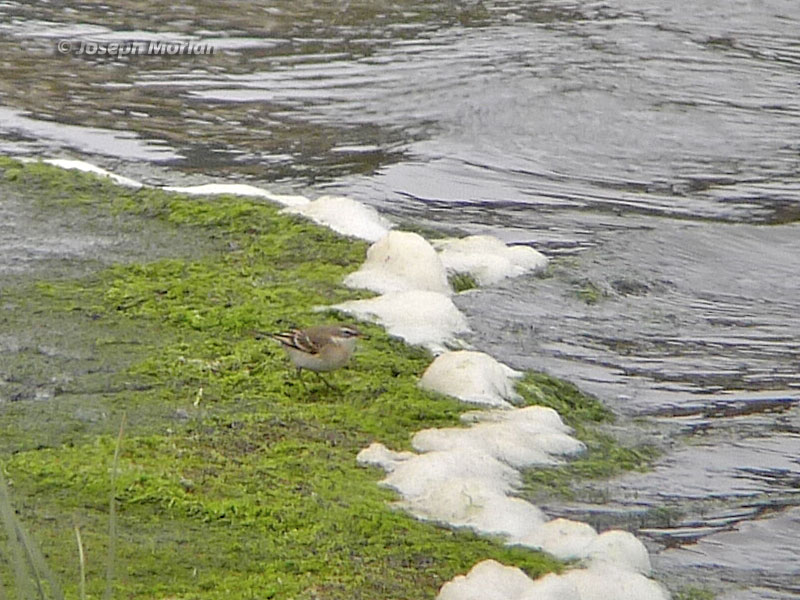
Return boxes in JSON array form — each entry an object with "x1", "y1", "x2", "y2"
[
  {"x1": 516, "y1": 373, "x2": 659, "y2": 501},
  {"x1": 448, "y1": 272, "x2": 478, "y2": 292},
  {"x1": 575, "y1": 281, "x2": 606, "y2": 305},
  {"x1": 674, "y1": 586, "x2": 716, "y2": 600}
]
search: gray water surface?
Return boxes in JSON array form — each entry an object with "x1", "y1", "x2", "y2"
[{"x1": 1, "y1": 1, "x2": 799, "y2": 597}]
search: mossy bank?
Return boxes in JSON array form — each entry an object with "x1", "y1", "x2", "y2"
[{"x1": 0, "y1": 158, "x2": 653, "y2": 598}]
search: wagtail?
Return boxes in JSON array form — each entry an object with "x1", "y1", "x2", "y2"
[{"x1": 265, "y1": 324, "x2": 365, "y2": 389}]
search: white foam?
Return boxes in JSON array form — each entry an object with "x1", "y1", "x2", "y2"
[
  {"x1": 357, "y1": 401, "x2": 669, "y2": 597},
  {"x1": 434, "y1": 235, "x2": 548, "y2": 286},
  {"x1": 519, "y1": 517, "x2": 599, "y2": 560},
  {"x1": 42, "y1": 159, "x2": 143, "y2": 188},
  {"x1": 419, "y1": 350, "x2": 523, "y2": 407},
  {"x1": 560, "y1": 564, "x2": 671, "y2": 600},
  {"x1": 460, "y1": 405, "x2": 569, "y2": 431},
  {"x1": 366, "y1": 445, "x2": 520, "y2": 499},
  {"x1": 282, "y1": 195, "x2": 392, "y2": 242},
  {"x1": 585, "y1": 530, "x2": 652, "y2": 575},
  {"x1": 35, "y1": 159, "x2": 317, "y2": 206},
  {"x1": 437, "y1": 560, "x2": 559, "y2": 600},
  {"x1": 344, "y1": 231, "x2": 451, "y2": 294},
  {"x1": 407, "y1": 481, "x2": 547, "y2": 539},
  {"x1": 359, "y1": 444, "x2": 534, "y2": 538},
  {"x1": 412, "y1": 413, "x2": 584, "y2": 471},
  {"x1": 356, "y1": 442, "x2": 415, "y2": 472},
  {"x1": 358, "y1": 403, "x2": 586, "y2": 544},
  {"x1": 163, "y1": 183, "x2": 310, "y2": 207},
  {"x1": 435, "y1": 559, "x2": 670, "y2": 600},
  {"x1": 330, "y1": 291, "x2": 469, "y2": 352}
]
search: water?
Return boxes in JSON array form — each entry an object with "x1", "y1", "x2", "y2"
[{"x1": 1, "y1": 0, "x2": 799, "y2": 596}]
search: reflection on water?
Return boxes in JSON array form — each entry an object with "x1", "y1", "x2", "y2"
[{"x1": 1, "y1": 0, "x2": 799, "y2": 596}]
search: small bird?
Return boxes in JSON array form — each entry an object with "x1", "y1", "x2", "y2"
[{"x1": 265, "y1": 324, "x2": 365, "y2": 389}]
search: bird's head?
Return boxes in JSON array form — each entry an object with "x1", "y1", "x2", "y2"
[{"x1": 336, "y1": 324, "x2": 367, "y2": 339}]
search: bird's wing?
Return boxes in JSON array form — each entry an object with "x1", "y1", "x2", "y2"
[{"x1": 269, "y1": 329, "x2": 321, "y2": 354}]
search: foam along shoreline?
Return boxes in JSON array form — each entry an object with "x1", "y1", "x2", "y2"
[
  {"x1": 29, "y1": 158, "x2": 669, "y2": 599},
  {"x1": 38, "y1": 158, "x2": 145, "y2": 188},
  {"x1": 433, "y1": 234, "x2": 549, "y2": 286},
  {"x1": 280, "y1": 195, "x2": 393, "y2": 242},
  {"x1": 27, "y1": 159, "x2": 546, "y2": 285},
  {"x1": 318, "y1": 189, "x2": 669, "y2": 597},
  {"x1": 167, "y1": 187, "x2": 392, "y2": 241},
  {"x1": 163, "y1": 182, "x2": 311, "y2": 208},
  {"x1": 438, "y1": 559, "x2": 670, "y2": 600}
]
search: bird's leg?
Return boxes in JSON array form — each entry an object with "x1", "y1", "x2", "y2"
[
  {"x1": 312, "y1": 371, "x2": 338, "y2": 392},
  {"x1": 295, "y1": 367, "x2": 307, "y2": 390}
]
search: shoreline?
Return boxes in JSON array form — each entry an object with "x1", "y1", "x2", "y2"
[{"x1": 0, "y1": 157, "x2": 665, "y2": 598}]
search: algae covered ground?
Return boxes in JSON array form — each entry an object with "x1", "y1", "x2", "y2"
[{"x1": 0, "y1": 158, "x2": 652, "y2": 599}]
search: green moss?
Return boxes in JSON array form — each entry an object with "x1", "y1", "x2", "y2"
[
  {"x1": 674, "y1": 586, "x2": 716, "y2": 600},
  {"x1": 517, "y1": 372, "x2": 613, "y2": 426},
  {"x1": 575, "y1": 280, "x2": 606, "y2": 305},
  {"x1": 520, "y1": 433, "x2": 659, "y2": 501},
  {"x1": 5, "y1": 428, "x2": 561, "y2": 599},
  {"x1": 0, "y1": 158, "x2": 656, "y2": 598},
  {"x1": 448, "y1": 272, "x2": 478, "y2": 293},
  {"x1": 0, "y1": 159, "x2": 563, "y2": 598},
  {"x1": 516, "y1": 374, "x2": 659, "y2": 501}
]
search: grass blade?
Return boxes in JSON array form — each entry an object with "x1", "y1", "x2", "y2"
[
  {"x1": 104, "y1": 414, "x2": 126, "y2": 600},
  {"x1": 74, "y1": 524, "x2": 86, "y2": 600},
  {"x1": 14, "y1": 521, "x2": 64, "y2": 600},
  {"x1": 0, "y1": 469, "x2": 33, "y2": 600}
]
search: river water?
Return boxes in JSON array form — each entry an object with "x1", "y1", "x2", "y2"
[{"x1": 1, "y1": 1, "x2": 799, "y2": 597}]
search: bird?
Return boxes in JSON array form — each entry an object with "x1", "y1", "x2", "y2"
[{"x1": 263, "y1": 324, "x2": 365, "y2": 389}]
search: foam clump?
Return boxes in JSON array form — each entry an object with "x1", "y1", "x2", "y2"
[
  {"x1": 434, "y1": 235, "x2": 548, "y2": 286},
  {"x1": 357, "y1": 406, "x2": 669, "y2": 598},
  {"x1": 42, "y1": 159, "x2": 143, "y2": 188},
  {"x1": 437, "y1": 559, "x2": 574, "y2": 600},
  {"x1": 419, "y1": 350, "x2": 523, "y2": 407},
  {"x1": 373, "y1": 445, "x2": 519, "y2": 499},
  {"x1": 558, "y1": 564, "x2": 671, "y2": 600},
  {"x1": 447, "y1": 491, "x2": 546, "y2": 538},
  {"x1": 406, "y1": 481, "x2": 546, "y2": 539},
  {"x1": 412, "y1": 409, "x2": 585, "y2": 470},
  {"x1": 519, "y1": 517, "x2": 599, "y2": 559},
  {"x1": 585, "y1": 530, "x2": 652, "y2": 575},
  {"x1": 164, "y1": 183, "x2": 310, "y2": 207},
  {"x1": 357, "y1": 402, "x2": 583, "y2": 542},
  {"x1": 436, "y1": 559, "x2": 671, "y2": 600},
  {"x1": 460, "y1": 405, "x2": 568, "y2": 430},
  {"x1": 356, "y1": 442, "x2": 415, "y2": 472},
  {"x1": 360, "y1": 442, "x2": 542, "y2": 538},
  {"x1": 344, "y1": 231, "x2": 451, "y2": 294},
  {"x1": 282, "y1": 195, "x2": 392, "y2": 242},
  {"x1": 331, "y1": 291, "x2": 468, "y2": 352}
]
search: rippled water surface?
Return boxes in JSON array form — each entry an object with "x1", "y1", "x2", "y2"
[{"x1": 1, "y1": 0, "x2": 799, "y2": 597}]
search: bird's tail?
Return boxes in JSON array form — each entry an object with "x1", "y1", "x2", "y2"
[{"x1": 249, "y1": 330, "x2": 283, "y2": 342}]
